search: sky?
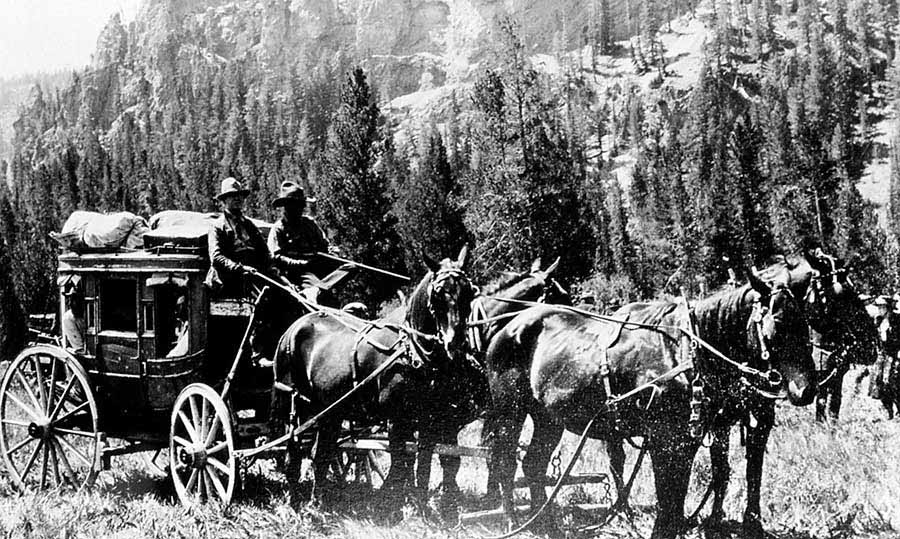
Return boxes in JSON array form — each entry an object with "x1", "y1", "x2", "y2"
[{"x1": 0, "y1": 0, "x2": 141, "y2": 79}]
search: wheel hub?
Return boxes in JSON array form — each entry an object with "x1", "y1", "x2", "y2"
[
  {"x1": 178, "y1": 445, "x2": 208, "y2": 469},
  {"x1": 27, "y1": 418, "x2": 50, "y2": 439}
]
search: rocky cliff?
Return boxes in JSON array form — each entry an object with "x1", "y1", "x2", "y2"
[{"x1": 125, "y1": 0, "x2": 635, "y2": 99}]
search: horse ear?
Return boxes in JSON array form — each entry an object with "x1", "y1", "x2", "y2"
[
  {"x1": 530, "y1": 257, "x2": 542, "y2": 273},
  {"x1": 543, "y1": 257, "x2": 560, "y2": 276},
  {"x1": 422, "y1": 253, "x2": 440, "y2": 273},
  {"x1": 746, "y1": 268, "x2": 771, "y2": 295},
  {"x1": 456, "y1": 244, "x2": 470, "y2": 268}
]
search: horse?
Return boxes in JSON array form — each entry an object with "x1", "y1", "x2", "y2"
[
  {"x1": 270, "y1": 246, "x2": 477, "y2": 503},
  {"x1": 414, "y1": 257, "x2": 572, "y2": 508},
  {"x1": 482, "y1": 268, "x2": 815, "y2": 539},
  {"x1": 797, "y1": 252, "x2": 879, "y2": 422},
  {"x1": 689, "y1": 252, "x2": 878, "y2": 538}
]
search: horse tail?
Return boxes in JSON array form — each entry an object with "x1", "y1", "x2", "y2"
[{"x1": 271, "y1": 318, "x2": 313, "y2": 426}]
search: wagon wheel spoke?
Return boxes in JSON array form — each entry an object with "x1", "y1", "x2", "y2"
[
  {"x1": 47, "y1": 354, "x2": 59, "y2": 415},
  {"x1": 6, "y1": 436, "x2": 34, "y2": 457},
  {"x1": 189, "y1": 396, "x2": 201, "y2": 439},
  {"x1": 20, "y1": 439, "x2": 44, "y2": 481},
  {"x1": 14, "y1": 370, "x2": 43, "y2": 417},
  {"x1": 51, "y1": 427, "x2": 97, "y2": 438},
  {"x1": 48, "y1": 439, "x2": 61, "y2": 487},
  {"x1": 200, "y1": 398, "x2": 210, "y2": 442},
  {"x1": 53, "y1": 400, "x2": 89, "y2": 427},
  {"x1": 172, "y1": 435, "x2": 192, "y2": 449},
  {"x1": 48, "y1": 376, "x2": 76, "y2": 423},
  {"x1": 54, "y1": 432, "x2": 92, "y2": 467},
  {"x1": 207, "y1": 441, "x2": 229, "y2": 456},
  {"x1": 32, "y1": 356, "x2": 49, "y2": 416},
  {"x1": 39, "y1": 441, "x2": 49, "y2": 489},
  {"x1": 206, "y1": 455, "x2": 231, "y2": 476},
  {"x1": 52, "y1": 438, "x2": 77, "y2": 486},
  {"x1": 185, "y1": 468, "x2": 199, "y2": 494},
  {"x1": 177, "y1": 411, "x2": 199, "y2": 443},
  {"x1": 2, "y1": 419, "x2": 31, "y2": 428},
  {"x1": 204, "y1": 416, "x2": 221, "y2": 447},
  {"x1": 6, "y1": 390, "x2": 42, "y2": 423},
  {"x1": 205, "y1": 468, "x2": 228, "y2": 501}
]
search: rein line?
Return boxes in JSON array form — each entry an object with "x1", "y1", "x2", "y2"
[{"x1": 480, "y1": 295, "x2": 775, "y2": 382}]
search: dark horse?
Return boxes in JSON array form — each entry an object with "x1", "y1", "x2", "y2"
[
  {"x1": 605, "y1": 252, "x2": 877, "y2": 538},
  {"x1": 794, "y1": 252, "x2": 879, "y2": 422},
  {"x1": 699, "y1": 251, "x2": 876, "y2": 538},
  {"x1": 483, "y1": 269, "x2": 815, "y2": 539},
  {"x1": 270, "y1": 246, "x2": 477, "y2": 502},
  {"x1": 415, "y1": 257, "x2": 572, "y2": 504}
]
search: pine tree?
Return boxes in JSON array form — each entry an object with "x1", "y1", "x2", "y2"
[{"x1": 317, "y1": 67, "x2": 404, "y2": 304}]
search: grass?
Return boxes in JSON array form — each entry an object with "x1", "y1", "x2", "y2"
[{"x1": 0, "y1": 366, "x2": 897, "y2": 538}]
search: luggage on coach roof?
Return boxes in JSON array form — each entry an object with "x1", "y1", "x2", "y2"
[
  {"x1": 143, "y1": 210, "x2": 272, "y2": 251},
  {"x1": 52, "y1": 210, "x2": 149, "y2": 251}
]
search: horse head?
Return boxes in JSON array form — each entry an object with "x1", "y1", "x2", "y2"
[
  {"x1": 418, "y1": 245, "x2": 477, "y2": 362},
  {"x1": 801, "y1": 250, "x2": 879, "y2": 367},
  {"x1": 746, "y1": 268, "x2": 816, "y2": 405}
]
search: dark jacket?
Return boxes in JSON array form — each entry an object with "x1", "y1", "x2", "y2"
[
  {"x1": 205, "y1": 210, "x2": 272, "y2": 295},
  {"x1": 267, "y1": 216, "x2": 331, "y2": 281}
]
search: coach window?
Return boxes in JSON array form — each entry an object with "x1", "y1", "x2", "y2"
[{"x1": 100, "y1": 278, "x2": 138, "y2": 332}]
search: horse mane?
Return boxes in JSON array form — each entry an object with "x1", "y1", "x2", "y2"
[
  {"x1": 406, "y1": 270, "x2": 437, "y2": 337},
  {"x1": 480, "y1": 271, "x2": 532, "y2": 296},
  {"x1": 692, "y1": 285, "x2": 756, "y2": 366}
]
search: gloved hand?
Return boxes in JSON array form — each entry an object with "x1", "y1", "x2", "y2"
[{"x1": 242, "y1": 265, "x2": 261, "y2": 277}]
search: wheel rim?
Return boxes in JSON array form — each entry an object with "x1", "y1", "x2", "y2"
[
  {"x1": 0, "y1": 347, "x2": 99, "y2": 491},
  {"x1": 169, "y1": 384, "x2": 236, "y2": 506}
]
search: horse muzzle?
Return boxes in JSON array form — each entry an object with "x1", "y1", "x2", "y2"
[{"x1": 787, "y1": 371, "x2": 817, "y2": 406}]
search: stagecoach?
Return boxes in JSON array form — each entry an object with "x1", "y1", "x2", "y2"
[{"x1": 0, "y1": 243, "x2": 294, "y2": 503}]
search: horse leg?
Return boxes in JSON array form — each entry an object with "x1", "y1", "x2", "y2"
[
  {"x1": 521, "y1": 408, "x2": 563, "y2": 516},
  {"x1": 649, "y1": 438, "x2": 694, "y2": 539},
  {"x1": 815, "y1": 382, "x2": 827, "y2": 422},
  {"x1": 311, "y1": 420, "x2": 341, "y2": 503},
  {"x1": 435, "y1": 429, "x2": 463, "y2": 519},
  {"x1": 742, "y1": 406, "x2": 775, "y2": 539},
  {"x1": 415, "y1": 429, "x2": 435, "y2": 498},
  {"x1": 483, "y1": 403, "x2": 527, "y2": 530},
  {"x1": 286, "y1": 438, "x2": 309, "y2": 509},
  {"x1": 703, "y1": 425, "x2": 730, "y2": 535},
  {"x1": 606, "y1": 439, "x2": 630, "y2": 511},
  {"x1": 383, "y1": 418, "x2": 416, "y2": 492},
  {"x1": 827, "y1": 368, "x2": 846, "y2": 421}
]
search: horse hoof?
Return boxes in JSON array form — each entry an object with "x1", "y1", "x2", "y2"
[{"x1": 742, "y1": 515, "x2": 766, "y2": 539}]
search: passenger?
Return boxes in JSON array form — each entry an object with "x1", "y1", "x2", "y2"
[
  {"x1": 870, "y1": 296, "x2": 897, "y2": 399},
  {"x1": 61, "y1": 288, "x2": 86, "y2": 355},
  {"x1": 205, "y1": 177, "x2": 276, "y2": 297},
  {"x1": 267, "y1": 181, "x2": 351, "y2": 303},
  {"x1": 166, "y1": 295, "x2": 189, "y2": 358}
]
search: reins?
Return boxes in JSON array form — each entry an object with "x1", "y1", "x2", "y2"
[{"x1": 477, "y1": 295, "x2": 785, "y2": 393}]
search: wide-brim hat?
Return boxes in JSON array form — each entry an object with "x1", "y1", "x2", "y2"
[
  {"x1": 215, "y1": 177, "x2": 250, "y2": 201},
  {"x1": 272, "y1": 181, "x2": 314, "y2": 208}
]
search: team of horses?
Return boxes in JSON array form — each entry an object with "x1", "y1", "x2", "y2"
[{"x1": 268, "y1": 247, "x2": 878, "y2": 539}]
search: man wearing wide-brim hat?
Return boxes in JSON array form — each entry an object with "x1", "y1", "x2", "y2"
[
  {"x1": 205, "y1": 177, "x2": 275, "y2": 296},
  {"x1": 268, "y1": 181, "x2": 352, "y2": 301}
]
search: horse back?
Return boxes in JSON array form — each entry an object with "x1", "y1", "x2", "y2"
[
  {"x1": 487, "y1": 303, "x2": 690, "y2": 428},
  {"x1": 277, "y1": 312, "x2": 405, "y2": 415}
]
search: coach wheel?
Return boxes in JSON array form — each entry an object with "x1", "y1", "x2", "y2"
[
  {"x1": 169, "y1": 383, "x2": 237, "y2": 506},
  {"x1": 0, "y1": 345, "x2": 100, "y2": 491}
]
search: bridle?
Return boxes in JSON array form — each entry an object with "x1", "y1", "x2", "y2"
[{"x1": 413, "y1": 266, "x2": 474, "y2": 364}]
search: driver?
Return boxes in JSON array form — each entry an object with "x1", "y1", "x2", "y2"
[
  {"x1": 205, "y1": 177, "x2": 276, "y2": 296},
  {"x1": 267, "y1": 181, "x2": 351, "y2": 304}
]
